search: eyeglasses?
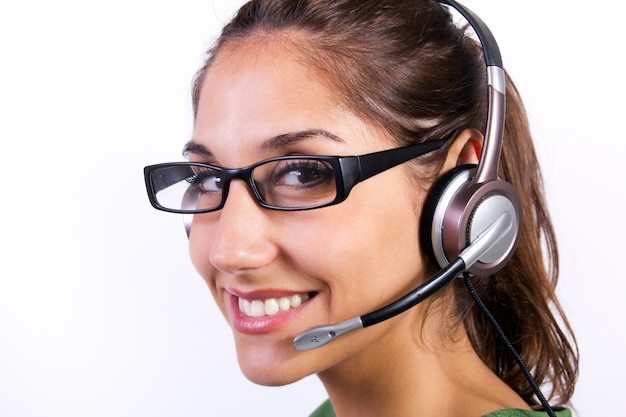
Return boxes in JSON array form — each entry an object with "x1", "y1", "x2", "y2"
[{"x1": 143, "y1": 138, "x2": 447, "y2": 214}]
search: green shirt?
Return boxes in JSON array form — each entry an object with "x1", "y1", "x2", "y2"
[{"x1": 309, "y1": 399, "x2": 572, "y2": 417}]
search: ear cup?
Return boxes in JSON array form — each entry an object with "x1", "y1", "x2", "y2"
[
  {"x1": 421, "y1": 165, "x2": 522, "y2": 276},
  {"x1": 421, "y1": 165, "x2": 475, "y2": 266}
]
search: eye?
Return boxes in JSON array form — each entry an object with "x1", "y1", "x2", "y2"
[
  {"x1": 188, "y1": 168, "x2": 223, "y2": 193},
  {"x1": 272, "y1": 159, "x2": 334, "y2": 189}
]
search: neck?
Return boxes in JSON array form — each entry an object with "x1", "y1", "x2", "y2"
[{"x1": 315, "y1": 303, "x2": 529, "y2": 417}]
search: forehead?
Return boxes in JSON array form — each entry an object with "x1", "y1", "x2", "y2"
[
  {"x1": 196, "y1": 41, "x2": 332, "y2": 131},
  {"x1": 202, "y1": 36, "x2": 335, "y2": 108},
  {"x1": 190, "y1": 38, "x2": 385, "y2": 164}
]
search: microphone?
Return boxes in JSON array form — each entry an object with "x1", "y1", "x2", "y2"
[{"x1": 293, "y1": 211, "x2": 514, "y2": 350}]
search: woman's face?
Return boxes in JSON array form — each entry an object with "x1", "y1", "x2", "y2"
[{"x1": 188, "y1": 40, "x2": 433, "y2": 385}]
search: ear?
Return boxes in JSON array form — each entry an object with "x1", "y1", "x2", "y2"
[{"x1": 440, "y1": 128, "x2": 484, "y2": 172}]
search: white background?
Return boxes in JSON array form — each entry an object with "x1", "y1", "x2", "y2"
[{"x1": 0, "y1": 1, "x2": 623, "y2": 416}]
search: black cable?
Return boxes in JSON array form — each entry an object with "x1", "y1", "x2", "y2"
[{"x1": 463, "y1": 273, "x2": 557, "y2": 417}]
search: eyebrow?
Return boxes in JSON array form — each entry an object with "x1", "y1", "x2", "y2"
[
  {"x1": 259, "y1": 129, "x2": 344, "y2": 152},
  {"x1": 182, "y1": 141, "x2": 212, "y2": 157},
  {"x1": 183, "y1": 129, "x2": 344, "y2": 158}
]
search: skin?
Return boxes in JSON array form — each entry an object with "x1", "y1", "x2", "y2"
[{"x1": 187, "y1": 38, "x2": 529, "y2": 417}]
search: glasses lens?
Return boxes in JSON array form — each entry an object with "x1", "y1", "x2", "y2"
[
  {"x1": 252, "y1": 158, "x2": 337, "y2": 208},
  {"x1": 149, "y1": 164, "x2": 224, "y2": 212}
]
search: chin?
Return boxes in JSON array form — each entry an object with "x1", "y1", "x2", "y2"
[
  {"x1": 234, "y1": 340, "x2": 320, "y2": 387},
  {"x1": 238, "y1": 359, "x2": 308, "y2": 387},
  {"x1": 243, "y1": 370, "x2": 300, "y2": 387}
]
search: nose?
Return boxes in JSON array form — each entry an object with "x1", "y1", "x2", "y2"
[{"x1": 205, "y1": 181, "x2": 278, "y2": 275}]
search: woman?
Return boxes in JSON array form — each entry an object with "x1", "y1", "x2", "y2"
[{"x1": 144, "y1": 0, "x2": 578, "y2": 415}]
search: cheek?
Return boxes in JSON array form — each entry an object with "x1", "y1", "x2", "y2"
[
  {"x1": 292, "y1": 180, "x2": 426, "y2": 312},
  {"x1": 345, "y1": 204, "x2": 422, "y2": 288}
]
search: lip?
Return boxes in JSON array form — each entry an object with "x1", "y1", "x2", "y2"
[{"x1": 228, "y1": 290, "x2": 315, "y2": 335}]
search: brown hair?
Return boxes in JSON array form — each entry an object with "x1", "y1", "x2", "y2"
[{"x1": 191, "y1": 0, "x2": 578, "y2": 407}]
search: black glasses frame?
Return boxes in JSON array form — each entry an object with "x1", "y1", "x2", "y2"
[{"x1": 144, "y1": 138, "x2": 447, "y2": 214}]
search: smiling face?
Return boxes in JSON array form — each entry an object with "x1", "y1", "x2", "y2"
[{"x1": 187, "y1": 38, "x2": 435, "y2": 386}]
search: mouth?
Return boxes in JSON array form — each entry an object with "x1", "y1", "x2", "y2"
[{"x1": 237, "y1": 293, "x2": 312, "y2": 318}]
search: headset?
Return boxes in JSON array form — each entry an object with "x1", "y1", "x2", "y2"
[{"x1": 291, "y1": 1, "x2": 555, "y2": 414}]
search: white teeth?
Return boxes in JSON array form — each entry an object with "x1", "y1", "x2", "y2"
[
  {"x1": 290, "y1": 294, "x2": 303, "y2": 308},
  {"x1": 278, "y1": 297, "x2": 291, "y2": 311},
  {"x1": 250, "y1": 300, "x2": 265, "y2": 317},
  {"x1": 238, "y1": 293, "x2": 310, "y2": 317},
  {"x1": 264, "y1": 298, "x2": 280, "y2": 315}
]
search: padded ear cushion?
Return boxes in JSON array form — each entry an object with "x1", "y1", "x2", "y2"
[
  {"x1": 420, "y1": 165, "x2": 476, "y2": 267},
  {"x1": 421, "y1": 164, "x2": 523, "y2": 276}
]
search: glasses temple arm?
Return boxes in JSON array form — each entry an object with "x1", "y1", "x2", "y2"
[{"x1": 355, "y1": 138, "x2": 448, "y2": 181}]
